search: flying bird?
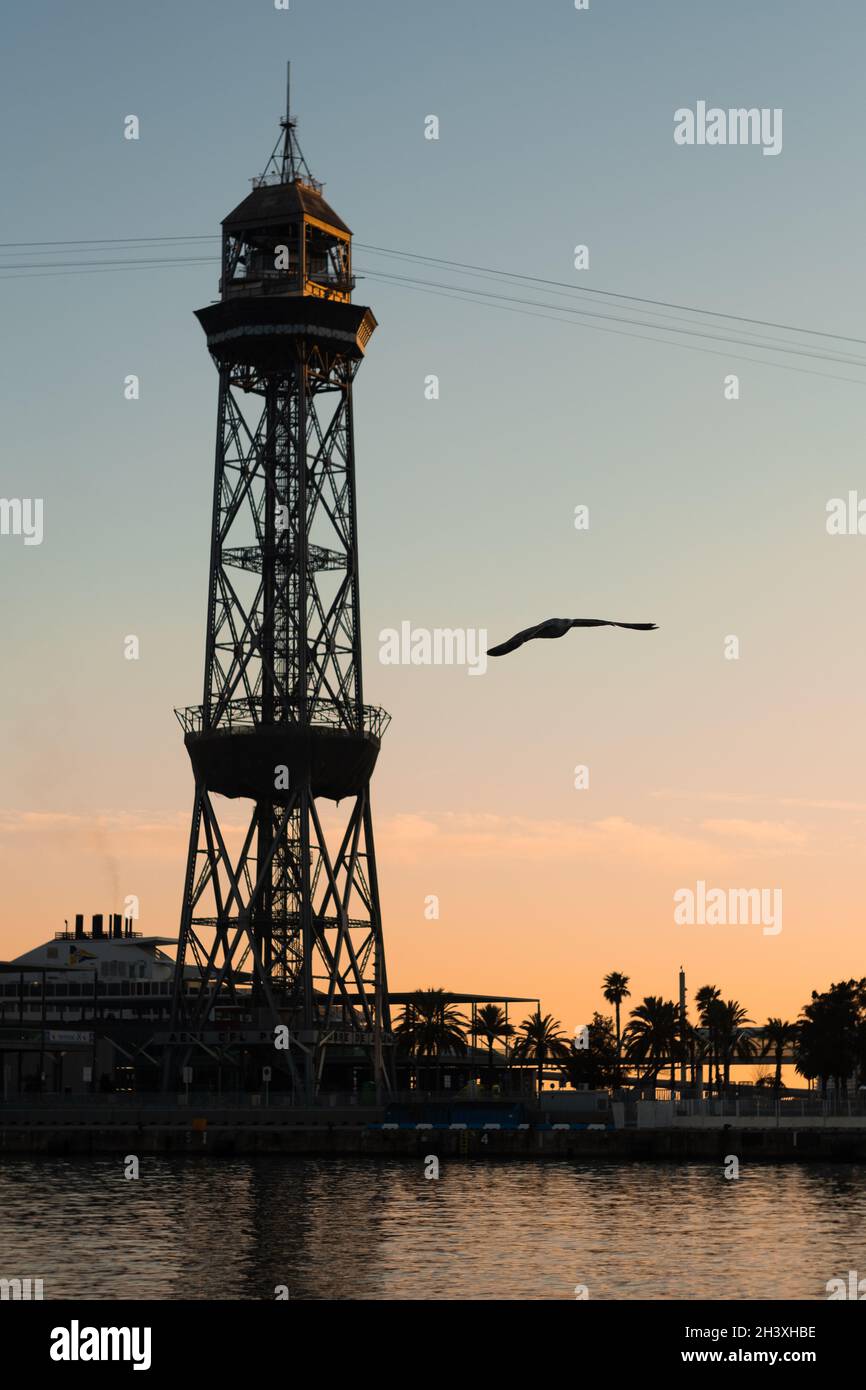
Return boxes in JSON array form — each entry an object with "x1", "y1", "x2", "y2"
[{"x1": 487, "y1": 617, "x2": 658, "y2": 658}]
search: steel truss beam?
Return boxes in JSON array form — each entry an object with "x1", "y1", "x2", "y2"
[{"x1": 170, "y1": 326, "x2": 391, "y2": 1097}]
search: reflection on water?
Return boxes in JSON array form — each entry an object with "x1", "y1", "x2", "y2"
[{"x1": 0, "y1": 1157, "x2": 864, "y2": 1300}]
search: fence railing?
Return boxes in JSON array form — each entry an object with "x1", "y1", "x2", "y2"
[
  {"x1": 656, "y1": 1096, "x2": 866, "y2": 1119},
  {"x1": 0, "y1": 1085, "x2": 538, "y2": 1111},
  {"x1": 175, "y1": 699, "x2": 390, "y2": 741}
]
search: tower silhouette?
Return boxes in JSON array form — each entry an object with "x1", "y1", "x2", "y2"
[{"x1": 170, "y1": 76, "x2": 391, "y2": 1098}]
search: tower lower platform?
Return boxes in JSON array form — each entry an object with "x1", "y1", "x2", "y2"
[{"x1": 176, "y1": 704, "x2": 388, "y2": 802}]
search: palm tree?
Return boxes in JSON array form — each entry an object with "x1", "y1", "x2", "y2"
[
  {"x1": 512, "y1": 1010, "x2": 570, "y2": 1096},
  {"x1": 395, "y1": 989, "x2": 468, "y2": 1088},
  {"x1": 695, "y1": 985, "x2": 722, "y2": 1093},
  {"x1": 472, "y1": 1004, "x2": 514, "y2": 1086},
  {"x1": 761, "y1": 1018, "x2": 799, "y2": 1090},
  {"x1": 712, "y1": 1000, "x2": 754, "y2": 1089},
  {"x1": 602, "y1": 972, "x2": 631, "y2": 1058},
  {"x1": 623, "y1": 996, "x2": 683, "y2": 1090}
]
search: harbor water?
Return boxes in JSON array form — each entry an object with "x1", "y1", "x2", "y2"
[{"x1": 1, "y1": 1156, "x2": 864, "y2": 1300}]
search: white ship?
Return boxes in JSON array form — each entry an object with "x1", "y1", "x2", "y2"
[
  {"x1": 0, "y1": 913, "x2": 194, "y2": 1093},
  {"x1": 0, "y1": 913, "x2": 182, "y2": 1025}
]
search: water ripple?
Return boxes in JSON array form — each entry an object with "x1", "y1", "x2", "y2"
[{"x1": 0, "y1": 1157, "x2": 863, "y2": 1300}]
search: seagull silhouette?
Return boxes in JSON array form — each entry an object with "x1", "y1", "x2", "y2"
[{"x1": 487, "y1": 617, "x2": 658, "y2": 658}]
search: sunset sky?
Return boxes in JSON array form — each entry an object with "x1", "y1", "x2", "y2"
[{"x1": 1, "y1": 0, "x2": 865, "y2": 1041}]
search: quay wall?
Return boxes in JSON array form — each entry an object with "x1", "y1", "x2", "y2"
[{"x1": 2, "y1": 1109, "x2": 866, "y2": 1160}]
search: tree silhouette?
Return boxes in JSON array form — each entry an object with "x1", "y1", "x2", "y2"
[
  {"x1": 512, "y1": 1010, "x2": 570, "y2": 1095},
  {"x1": 395, "y1": 989, "x2": 469, "y2": 1088},
  {"x1": 602, "y1": 972, "x2": 631, "y2": 1059}
]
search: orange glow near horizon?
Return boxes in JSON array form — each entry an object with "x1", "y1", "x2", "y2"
[{"x1": 1, "y1": 796, "x2": 860, "y2": 1058}]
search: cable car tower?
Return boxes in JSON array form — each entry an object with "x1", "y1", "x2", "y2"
[{"x1": 169, "y1": 72, "x2": 392, "y2": 1098}]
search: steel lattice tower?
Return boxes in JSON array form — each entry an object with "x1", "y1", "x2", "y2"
[{"x1": 169, "y1": 84, "x2": 391, "y2": 1098}]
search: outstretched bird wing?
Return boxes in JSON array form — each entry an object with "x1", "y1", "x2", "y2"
[{"x1": 487, "y1": 617, "x2": 658, "y2": 658}]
